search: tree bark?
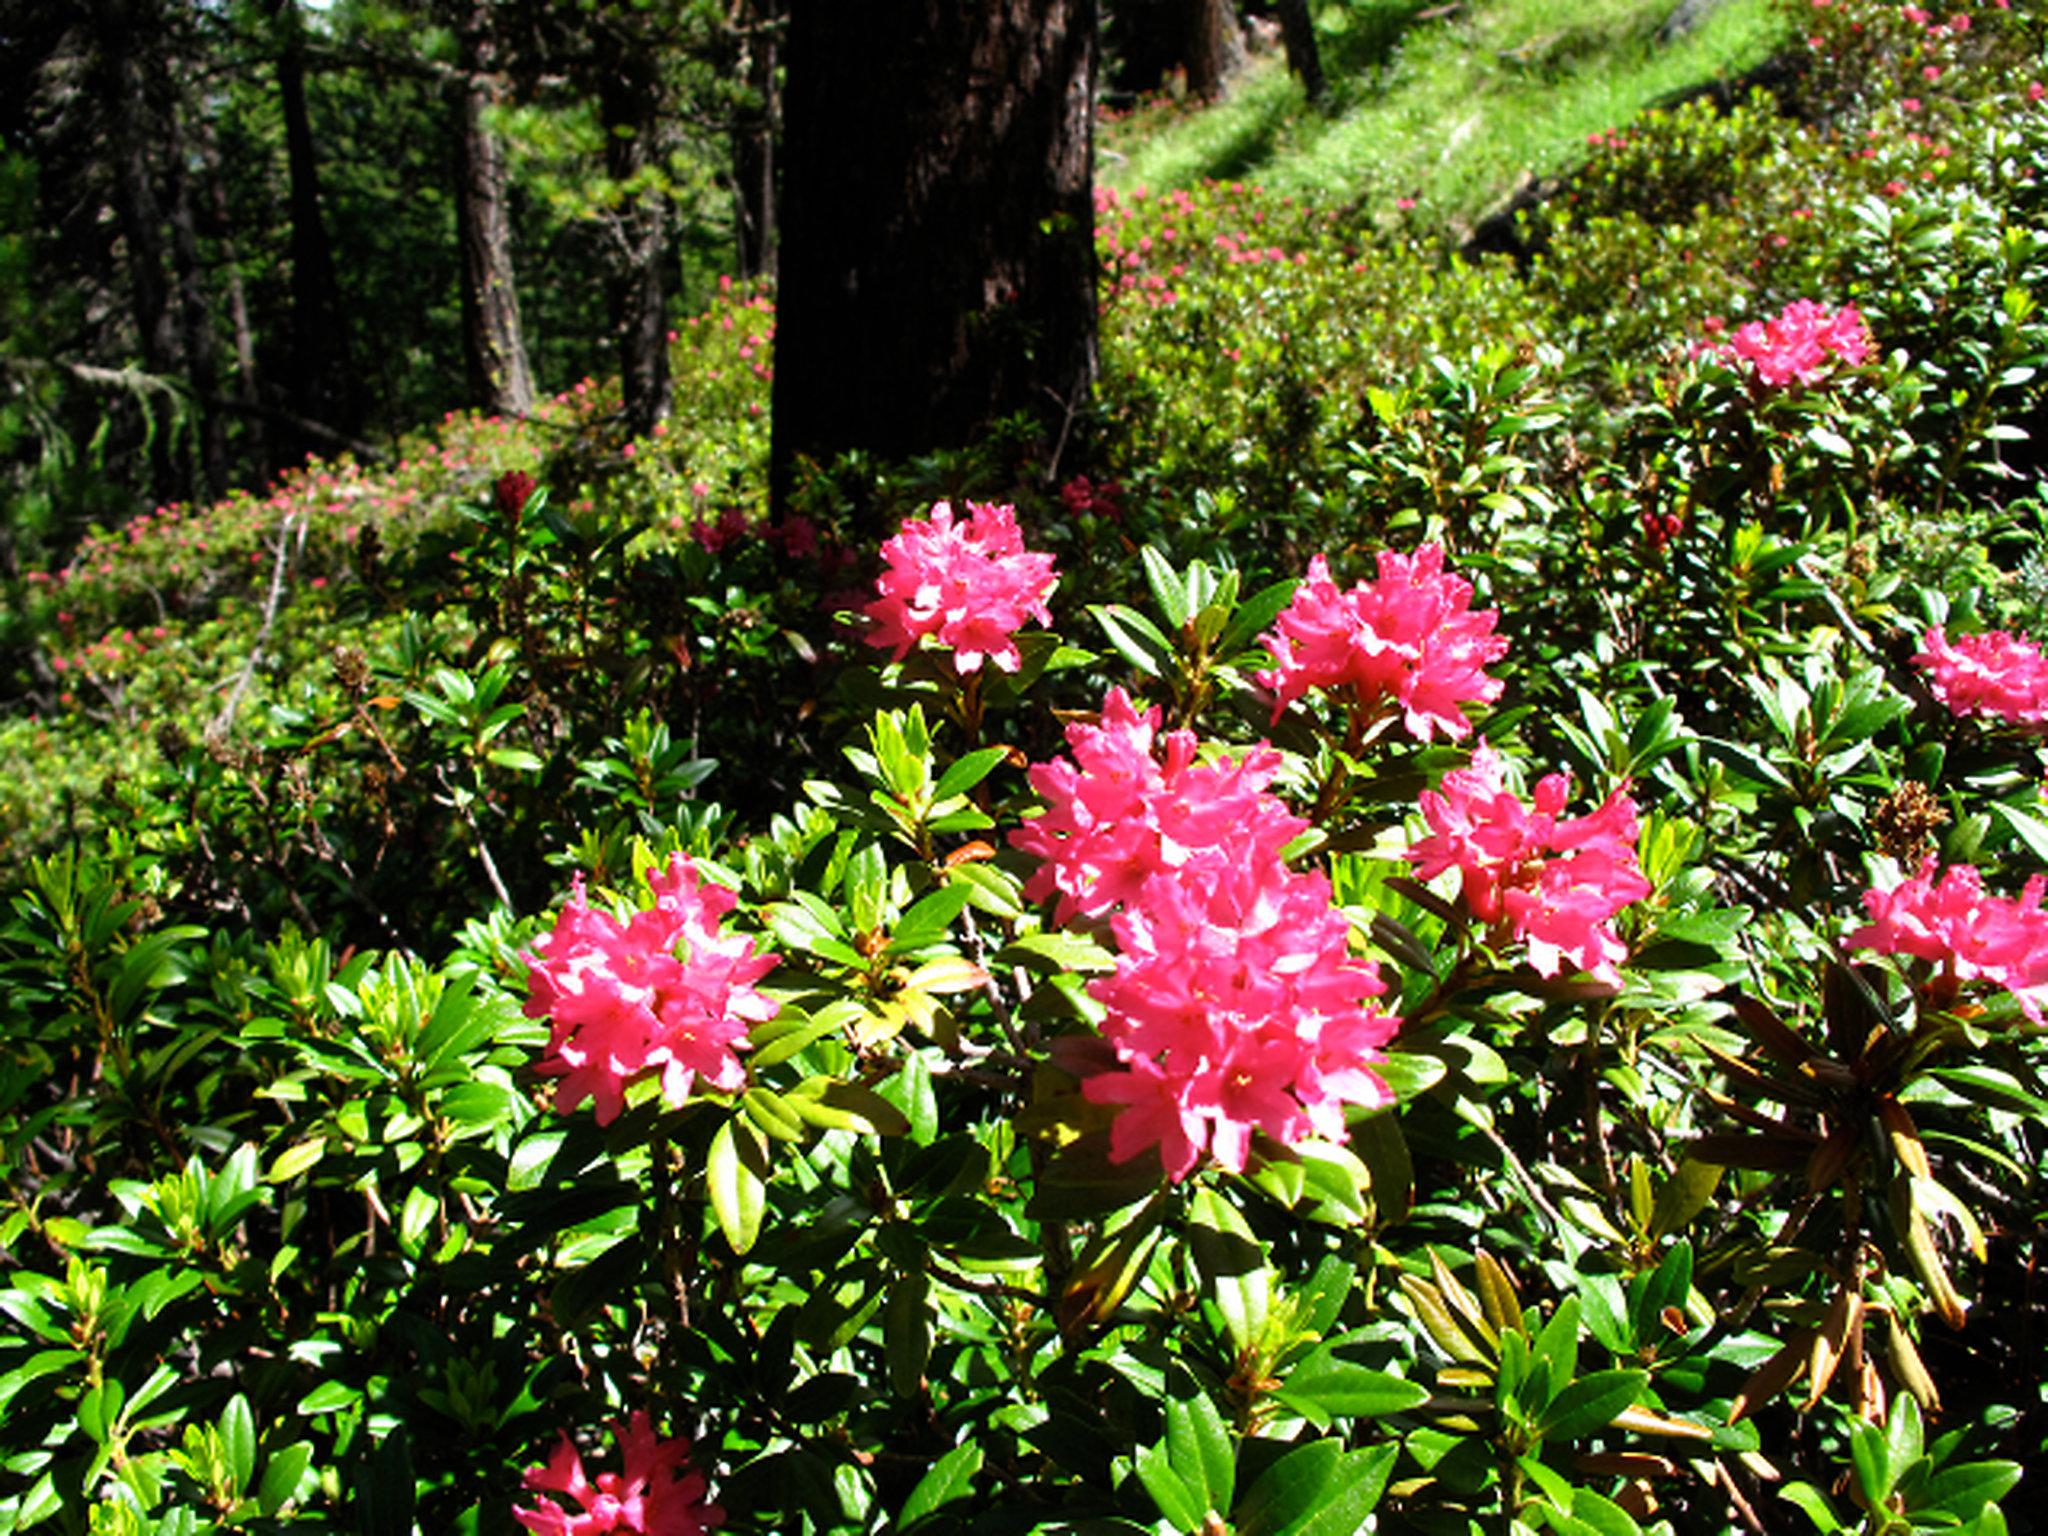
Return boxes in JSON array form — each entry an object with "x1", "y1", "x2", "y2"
[
  {"x1": 165, "y1": 101, "x2": 228, "y2": 498},
  {"x1": 1183, "y1": 0, "x2": 1247, "y2": 103},
  {"x1": 771, "y1": 0, "x2": 1099, "y2": 520},
  {"x1": 597, "y1": 46, "x2": 671, "y2": 436},
  {"x1": 200, "y1": 114, "x2": 267, "y2": 472},
  {"x1": 452, "y1": 0, "x2": 535, "y2": 417},
  {"x1": 730, "y1": 0, "x2": 781, "y2": 280},
  {"x1": 1276, "y1": 0, "x2": 1325, "y2": 102},
  {"x1": 265, "y1": 0, "x2": 359, "y2": 456},
  {"x1": 93, "y1": 0, "x2": 178, "y2": 378}
]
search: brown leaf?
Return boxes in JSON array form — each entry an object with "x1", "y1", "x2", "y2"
[{"x1": 1731, "y1": 1330, "x2": 1812, "y2": 1423}]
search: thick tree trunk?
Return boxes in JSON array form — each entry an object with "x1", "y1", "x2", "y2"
[
  {"x1": 266, "y1": 0, "x2": 359, "y2": 456},
  {"x1": 598, "y1": 59, "x2": 671, "y2": 436},
  {"x1": 453, "y1": 0, "x2": 535, "y2": 417},
  {"x1": 771, "y1": 0, "x2": 1099, "y2": 519},
  {"x1": 1276, "y1": 0, "x2": 1325, "y2": 102},
  {"x1": 1184, "y1": 0, "x2": 1247, "y2": 102},
  {"x1": 731, "y1": 0, "x2": 781, "y2": 280}
]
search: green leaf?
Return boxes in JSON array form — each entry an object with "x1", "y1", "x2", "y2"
[
  {"x1": 1274, "y1": 1351, "x2": 1429, "y2": 1428},
  {"x1": 786, "y1": 1079, "x2": 911, "y2": 1137},
  {"x1": 708, "y1": 1117, "x2": 771, "y2": 1256},
  {"x1": 1849, "y1": 1420, "x2": 1893, "y2": 1509},
  {"x1": 885, "y1": 1271, "x2": 931, "y2": 1398},
  {"x1": 1533, "y1": 1369, "x2": 1647, "y2": 1442},
  {"x1": 890, "y1": 884, "x2": 973, "y2": 953},
  {"x1": 259, "y1": 1441, "x2": 314, "y2": 1515},
  {"x1": 901, "y1": 1441, "x2": 983, "y2": 1527},
  {"x1": 932, "y1": 746, "x2": 1009, "y2": 802},
  {"x1": 1778, "y1": 1481, "x2": 1843, "y2": 1532},
  {"x1": 397, "y1": 1187, "x2": 438, "y2": 1258},
  {"x1": 1218, "y1": 577, "x2": 1300, "y2": 658},
  {"x1": 1234, "y1": 1438, "x2": 1361, "y2": 1536},
  {"x1": 219, "y1": 1394, "x2": 256, "y2": 1493},
  {"x1": 1165, "y1": 1381, "x2": 1235, "y2": 1516},
  {"x1": 297, "y1": 1380, "x2": 360, "y2": 1416},
  {"x1": 1917, "y1": 1462, "x2": 2022, "y2": 1522},
  {"x1": 1187, "y1": 1187, "x2": 1271, "y2": 1353},
  {"x1": 1090, "y1": 604, "x2": 1174, "y2": 677},
  {"x1": 1650, "y1": 1162, "x2": 1723, "y2": 1241},
  {"x1": 1566, "y1": 1487, "x2": 1644, "y2": 1536},
  {"x1": 1136, "y1": 1441, "x2": 1206, "y2": 1532},
  {"x1": 997, "y1": 930, "x2": 1116, "y2": 974},
  {"x1": 1142, "y1": 546, "x2": 1195, "y2": 631}
]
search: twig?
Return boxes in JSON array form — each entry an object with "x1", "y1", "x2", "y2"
[{"x1": 209, "y1": 509, "x2": 303, "y2": 743}]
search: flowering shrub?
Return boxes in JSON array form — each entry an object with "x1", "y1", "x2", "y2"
[
  {"x1": 1014, "y1": 687, "x2": 1396, "y2": 1177},
  {"x1": 1852, "y1": 858, "x2": 2048, "y2": 1020},
  {"x1": 6, "y1": 6, "x2": 2048, "y2": 1532},
  {"x1": 1256, "y1": 545, "x2": 1507, "y2": 739},
  {"x1": 1915, "y1": 625, "x2": 2048, "y2": 727},
  {"x1": 1713, "y1": 297, "x2": 1873, "y2": 386},
  {"x1": 524, "y1": 855, "x2": 779, "y2": 1124},
  {"x1": 1407, "y1": 743, "x2": 1649, "y2": 986},
  {"x1": 515, "y1": 1412, "x2": 724, "y2": 1536},
  {"x1": 861, "y1": 499, "x2": 1058, "y2": 674}
]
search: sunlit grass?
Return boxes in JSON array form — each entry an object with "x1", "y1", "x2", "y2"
[{"x1": 1102, "y1": 0, "x2": 1792, "y2": 223}]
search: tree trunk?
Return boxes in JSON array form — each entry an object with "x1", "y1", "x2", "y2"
[
  {"x1": 453, "y1": 0, "x2": 535, "y2": 417},
  {"x1": 771, "y1": 0, "x2": 1099, "y2": 520},
  {"x1": 731, "y1": 0, "x2": 781, "y2": 280},
  {"x1": 165, "y1": 101, "x2": 228, "y2": 498},
  {"x1": 265, "y1": 0, "x2": 359, "y2": 457},
  {"x1": 93, "y1": 0, "x2": 178, "y2": 379},
  {"x1": 598, "y1": 54, "x2": 671, "y2": 436},
  {"x1": 1183, "y1": 0, "x2": 1247, "y2": 102},
  {"x1": 1276, "y1": 0, "x2": 1325, "y2": 102},
  {"x1": 200, "y1": 114, "x2": 267, "y2": 473}
]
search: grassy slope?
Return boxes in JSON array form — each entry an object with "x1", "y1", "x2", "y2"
[{"x1": 1103, "y1": 0, "x2": 1792, "y2": 225}]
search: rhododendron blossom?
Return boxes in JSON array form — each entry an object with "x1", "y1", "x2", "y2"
[
  {"x1": 863, "y1": 500, "x2": 1057, "y2": 674},
  {"x1": 1012, "y1": 688, "x2": 1397, "y2": 1180},
  {"x1": 1914, "y1": 626, "x2": 2048, "y2": 729},
  {"x1": 1710, "y1": 299, "x2": 1872, "y2": 386},
  {"x1": 515, "y1": 1411, "x2": 724, "y2": 1536},
  {"x1": 525, "y1": 855, "x2": 778, "y2": 1125},
  {"x1": 1407, "y1": 744, "x2": 1649, "y2": 986},
  {"x1": 1851, "y1": 860, "x2": 2048, "y2": 1022},
  {"x1": 1257, "y1": 546, "x2": 1507, "y2": 740}
]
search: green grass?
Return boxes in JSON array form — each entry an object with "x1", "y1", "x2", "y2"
[{"x1": 1102, "y1": 0, "x2": 1793, "y2": 226}]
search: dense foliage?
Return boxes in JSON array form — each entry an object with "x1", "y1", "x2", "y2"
[{"x1": 5, "y1": 2, "x2": 2048, "y2": 1533}]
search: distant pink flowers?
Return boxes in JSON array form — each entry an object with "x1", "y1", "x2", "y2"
[
  {"x1": 524, "y1": 855, "x2": 779, "y2": 1125},
  {"x1": 1407, "y1": 744, "x2": 1649, "y2": 986},
  {"x1": 1709, "y1": 299, "x2": 1873, "y2": 386},
  {"x1": 1915, "y1": 626, "x2": 2048, "y2": 729},
  {"x1": 1852, "y1": 861, "x2": 2048, "y2": 1022},
  {"x1": 1257, "y1": 546, "x2": 1507, "y2": 741},
  {"x1": 515, "y1": 1411, "x2": 724, "y2": 1536},
  {"x1": 1013, "y1": 687, "x2": 1397, "y2": 1181},
  {"x1": 863, "y1": 500, "x2": 1057, "y2": 674}
]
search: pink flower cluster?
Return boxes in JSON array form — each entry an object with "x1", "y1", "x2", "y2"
[
  {"x1": 1914, "y1": 626, "x2": 2048, "y2": 729},
  {"x1": 515, "y1": 1412, "x2": 724, "y2": 1536},
  {"x1": 1256, "y1": 546, "x2": 1508, "y2": 741},
  {"x1": 1407, "y1": 745, "x2": 1650, "y2": 987},
  {"x1": 1852, "y1": 861, "x2": 2048, "y2": 1022},
  {"x1": 863, "y1": 500, "x2": 1058, "y2": 675},
  {"x1": 1012, "y1": 688, "x2": 1398, "y2": 1180},
  {"x1": 524, "y1": 856, "x2": 779, "y2": 1125},
  {"x1": 1712, "y1": 299, "x2": 1873, "y2": 386}
]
